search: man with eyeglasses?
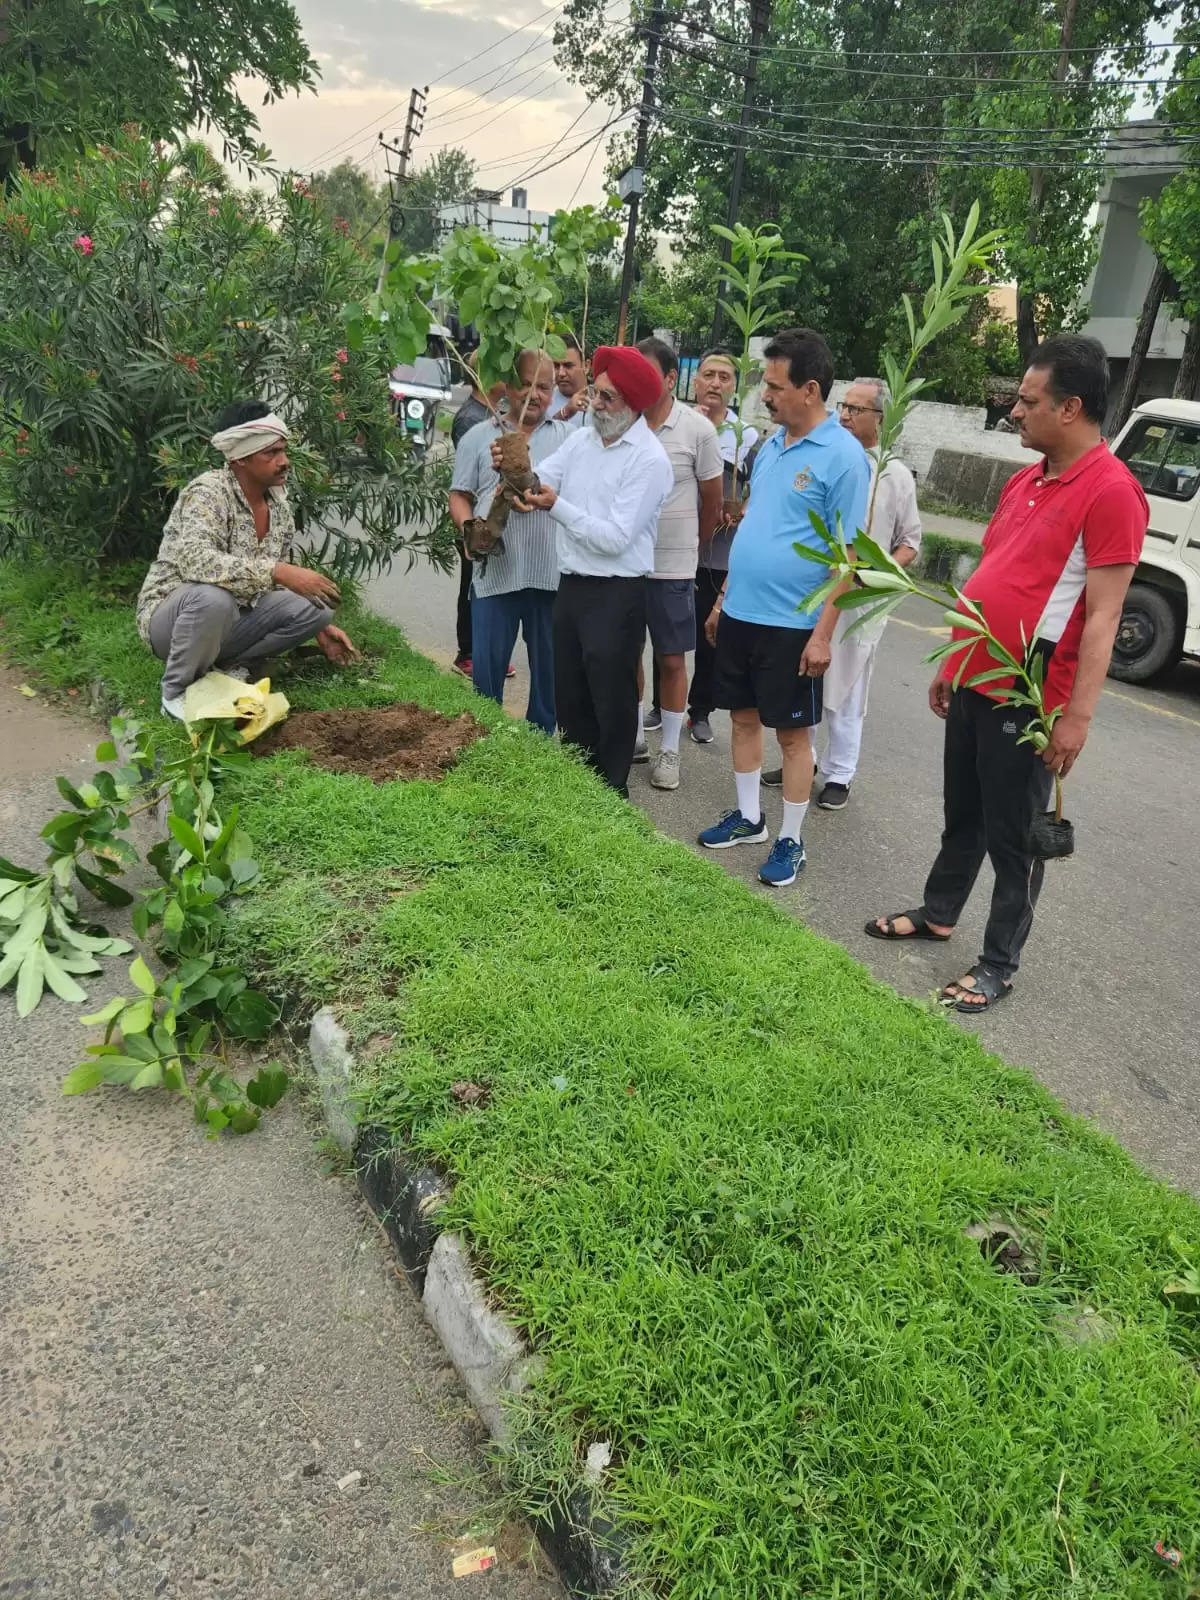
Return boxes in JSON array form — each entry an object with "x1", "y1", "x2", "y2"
[
  {"x1": 496, "y1": 344, "x2": 673, "y2": 795},
  {"x1": 811, "y1": 378, "x2": 922, "y2": 808}
]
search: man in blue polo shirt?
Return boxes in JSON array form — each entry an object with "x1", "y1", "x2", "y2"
[{"x1": 698, "y1": 327, "x2": 869, "y2": 886}]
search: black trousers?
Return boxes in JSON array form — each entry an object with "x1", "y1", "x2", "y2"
[
  {"x1": 554, "y1": 575, "x2": 647, "y2": 795},
  {"x1": 922, "y1": 688, "x2": 1054, "y2": 980},
  {"x1": 455, "y1": 541, "x2": 473, "y2": 661}
]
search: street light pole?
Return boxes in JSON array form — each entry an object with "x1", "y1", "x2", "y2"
[
  {"x1": 710, "y1": 0, "x2": 771, "y2": 348},
  {"x1": 615, "y1": 2, "x2": 665, "y2": 346}
]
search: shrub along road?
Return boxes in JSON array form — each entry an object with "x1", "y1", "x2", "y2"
[{"x1": 366, "y1": 559, "x2": 1200, "y2": 1197}]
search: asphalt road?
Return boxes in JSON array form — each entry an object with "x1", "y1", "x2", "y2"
[
  {"x1": 365, "y1": 559, "x2": 1200, "y2": 1197},
  {"x1": 0, "y1": 670, "x2": 561, "y2": 1600}
]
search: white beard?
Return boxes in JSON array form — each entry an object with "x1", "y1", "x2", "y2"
[{"x1": 593, "y1": 403, "x2": 637, "y2": 442}]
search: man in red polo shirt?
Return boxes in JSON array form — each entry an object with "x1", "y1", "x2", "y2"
[{"x1": 867, "y1": 335, "x2": 1148, "y2": 1010}]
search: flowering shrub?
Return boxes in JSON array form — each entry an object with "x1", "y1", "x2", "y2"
[{"x1": 0, "y1": 133, "x2": 453, "y2": 576}]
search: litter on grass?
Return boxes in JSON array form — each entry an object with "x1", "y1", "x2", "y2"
[{"x1": 451, "y1": 1547, "x2": 498, "y2": 1578}]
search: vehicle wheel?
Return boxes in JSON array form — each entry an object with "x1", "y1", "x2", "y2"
[{"x1": 1107, "y1": 582, "x2": 1183, "y2": 683}]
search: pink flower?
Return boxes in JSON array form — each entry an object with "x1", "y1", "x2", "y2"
[
  {"x1": 330, "y1": 368, "x2": 342, "y2": 383},
  {"x1": 208, "y1": 206, "x2": 218, "y2": 217},
  {"x1": 74, "y1": 234, "x2": 94, "y2": 256},
  {"x1": 335, "y1": 348, "x2": 348, "y2": 364},
  {"x1": 336, "y1": 410, "x2": 347, "y2": 421}
]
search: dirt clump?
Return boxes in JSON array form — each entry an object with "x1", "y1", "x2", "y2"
[{"x1": 252, "y1": 703, "x2": 485, "y2": 783}]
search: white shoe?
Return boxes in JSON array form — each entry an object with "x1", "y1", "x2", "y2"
[
  {"x1": 650, "y1": 749, "x2": 680, "y2": 790},
  {"x1": 161, "y1": 695, "x2": 188, "y2": 721},
  {"x1": 222, "y1": 664, "x2": 252, "y2": 683}
]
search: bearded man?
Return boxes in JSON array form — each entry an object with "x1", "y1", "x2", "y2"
[{"x1": 496, "y1": 345, "x2": 672, "y2": 794}]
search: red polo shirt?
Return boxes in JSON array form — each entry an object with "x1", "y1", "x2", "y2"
[{"x1": 941, "y1": 441, "x2": 1147, "y2": 712}]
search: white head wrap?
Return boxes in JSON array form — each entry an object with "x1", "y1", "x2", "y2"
[{"x1": 211, "y1": 412, "x2": 289, "y2": 461}]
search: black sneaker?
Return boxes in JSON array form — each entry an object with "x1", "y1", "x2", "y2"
[
  {"x1": 643, "y1": 705, "x2": 663, "y2": 731},
  {"x1": 762, "y1": 768, "x2": 783, "y2": 787},
  {"x1": 818, "y1": 781, "x2": 851, "y2": 810}
]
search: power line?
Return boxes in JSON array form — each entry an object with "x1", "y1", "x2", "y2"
[
  {"x1": 663, "y1": 19, "x2": 1187, "y2": 64},
  {"x1": 423, "y1": 0, "x2": 566, "y2": 109}
]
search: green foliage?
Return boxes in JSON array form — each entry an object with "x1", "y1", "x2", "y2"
[
  {"x1": 0, "y1": 131, "x2": 453, "y2": 577},
  {"x1": 1141, "y1": 25, "x2": 1200, "y2": 324},
  {"x1": 0, "y1": 0, "x2": 315, "y2": 184},
  {"x1": 393, "y1": 148, "x2": 478, "y2": 255},
  {"x1": 309, "y1": 160, "x2": 389, "y2": 250},
  {"x1": 429, "y1": 200, "x2": 622, "y2": 392},
  {"x1": 711, "y1": 222, "x2": 804, "y2": 454}
]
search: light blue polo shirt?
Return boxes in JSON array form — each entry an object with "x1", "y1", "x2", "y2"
[{"x1": 724, "y1": 413, "x2": 870, "y2": 629}]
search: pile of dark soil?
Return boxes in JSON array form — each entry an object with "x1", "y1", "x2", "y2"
[{"x1": 252, "y1": 703, "x2": 485, "y2": 783}]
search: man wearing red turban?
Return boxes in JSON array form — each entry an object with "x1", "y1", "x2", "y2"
[{"x1": 496, "y1": 343, "x2": 673, "y2": 794}]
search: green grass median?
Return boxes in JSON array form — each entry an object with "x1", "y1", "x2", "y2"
[{"x1": 4, "y1": 560, "x2": 1200, "y2": 1599}]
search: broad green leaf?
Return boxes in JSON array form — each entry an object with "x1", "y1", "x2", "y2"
[
  {"x1": 75, "y1": 864, "x2": 134, "y2": 907},
  {"x1": 167, "y1": 814, "x2": 206, "y2": 861},
  {"x1": 41, "y1": 951, "x2": 87, "y2": 1004},
  {"x1": 81, "y1": 996, "x2": 126, "y2": 1026},
  {"x1": 121, "y1": 996, "x2": 155, "y2": 1035},
  {"x1": 7, "y1": 901, "x2": 49, "y2": 961},
  {"x1": 56, "y1": 777, "x2": 87, "y2": 809},
  {"x1": 131, "y1": 1061, "x2": 164, "y2": 1091},
  {"x1": 16, "y1": 946, "x2": 45, "y2": 1018},
  {"x1": 95, "y1": 740, "x2": 117, "y2": 762},
  {"x1": 226, "y1": 1105, "x2": 261, "y2": 1135},
  {"x1": 791, "y1": 542, "x2": 837, "y2": 567},
  {"x1": 222, "y1": 988, "x2": 280, "y2": 1041},
  {"x1": 129, "y1": 955, "x2": 156, "y2": 995},
  {"x1": 0, "y1": 856, "x2": 37, "y2": 884},
  {"x1": 62, "y1": 1062, "x2": 108, "y2": 1095},
  {"x1": 246, "y1": 1062, "x2": 289, "y2": 1109}
]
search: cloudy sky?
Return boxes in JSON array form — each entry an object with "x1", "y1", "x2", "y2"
[{"x1": 251, "y1": 0, "x2": 630, "y2": 211}]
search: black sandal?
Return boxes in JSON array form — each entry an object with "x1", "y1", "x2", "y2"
[
  {"x1": 940, "y1": 963, "x2": 1012, "y2": 1013},
  {"x1": 865, "y1": 908, "x2": 952, "y2": 943}
]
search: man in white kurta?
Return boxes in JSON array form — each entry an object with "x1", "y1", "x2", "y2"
[{"x1": 818, "y1": 378, "x2": 922, "y2": 808}]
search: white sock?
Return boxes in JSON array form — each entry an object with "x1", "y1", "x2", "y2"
[
  {"x1": 781, "y1": 800, "x2": 809, "y2": 842},
  {"x1": 660, "y1": 709, "x2": 685, "y2": 754},
  {"x1": 735, "y1": 769, "x2": 761, "y2": 824},
  {"x1": 636, "y1": 704, "x2": 645, "y2": 741}
]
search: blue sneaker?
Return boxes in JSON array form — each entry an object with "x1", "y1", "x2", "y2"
[
  {"x1": 758, "y1": 836, "x2": 806, "y2": 887},
  {"x1": 698, "y1": 809, "x2": 769, "y2": 849}
]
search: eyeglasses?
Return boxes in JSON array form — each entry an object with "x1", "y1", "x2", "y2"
[
  {"x1": 837, "y1": 402, "x2": 881, "y2": 418},
  {"x1": 592, "y1": 386, "x2": 618, "y2": 407}
]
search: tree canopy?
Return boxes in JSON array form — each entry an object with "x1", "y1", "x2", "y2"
[{"x1": 0, "y1": 0, "x2": 315, "y2": 185}]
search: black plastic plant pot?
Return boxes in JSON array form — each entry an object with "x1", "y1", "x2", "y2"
[{"x1": 1031, "y1": 813, "x2": 1075, "y2": 860}]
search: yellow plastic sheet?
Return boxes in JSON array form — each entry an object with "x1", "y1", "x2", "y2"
[{"x1": 180, "y1": 671, "x2": 290, "y2": 744}]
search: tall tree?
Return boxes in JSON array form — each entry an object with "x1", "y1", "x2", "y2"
[
  {"x1": 310, "y1": 161, "x2": 389, "y2": 248},
  {"x1": 395, "y1": 148, "x2": 477, "y2": 254},
  {"x1": 0, "y1": 0, "x2": 315, "y2": 186}
]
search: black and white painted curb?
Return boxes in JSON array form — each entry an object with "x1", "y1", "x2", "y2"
[{"x1": 308, "y1": 1008, "x2": 631, "y2": 1598}]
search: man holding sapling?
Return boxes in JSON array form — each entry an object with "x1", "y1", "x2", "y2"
[
  {"x1": 137, "y1": 400, "x2": 358, "y2": 721},
  {"x1": 632, "y1": 336, "x2": 724, "y2": 791},
  {"x1": 698, "y1": 328, "x2": 870, "y2": 887},
  {"x1": 867, "y1": 336, "x2": 1147, "y2": 1011},
  {"x1": 496, "y1": 345, "x2": 672, "y2": 795},
  {"x1": 449, "y1": 350, "x2": 568, "y2": 734}
]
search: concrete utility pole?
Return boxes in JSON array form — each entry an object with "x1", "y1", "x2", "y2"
[
  {"x1": 376, "y1": 86, "x2": 427, "y2": 294},
  {"x1": 615, "y1": 2, "x2": 665, "y2": 346},
  {"x1": 710, "y1": 0, "x2": 772, "y2": 348}
]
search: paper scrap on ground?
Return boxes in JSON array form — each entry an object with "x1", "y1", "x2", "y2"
[
  {"x1": 180, "y1": 670, "x2": 289, "y2": 744},
  {"x1": 451, "y1": 1547, "x2": 498, "y2": 1578},
  {"x1": 335, "y1": 1469, "x2": 363, "y2": 1492}
]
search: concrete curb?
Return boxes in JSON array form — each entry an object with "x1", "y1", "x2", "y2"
[{"x1": 306, "y1": 1008, "x2": 633, "y2": 1597}]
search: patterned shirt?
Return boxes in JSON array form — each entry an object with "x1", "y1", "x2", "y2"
[{"x1": 136, "y1": 468, "x2": 293, "y2": 641}]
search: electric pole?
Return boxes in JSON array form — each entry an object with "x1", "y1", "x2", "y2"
[
  {"x1": 377, "y1": 86, "x2": 427, "y2": 294},
  {"x1": 615, "y1": 2, "x2": 665, "y2": 346},
  {"x1": 710, "y1": 0, "x2": 772, "y2": 347}
]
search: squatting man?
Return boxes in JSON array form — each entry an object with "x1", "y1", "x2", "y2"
[{"x1": 136, "y1": 402, "x2": 358, "y2": 719}]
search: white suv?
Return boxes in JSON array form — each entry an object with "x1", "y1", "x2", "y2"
[{"x1": 1108, "y1": 398, "x2": 1200, "y2": 682}]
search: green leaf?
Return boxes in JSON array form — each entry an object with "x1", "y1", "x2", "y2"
[
  {"x1": 131, "y1": 1061, "x2": 164, "y2": 1091},
  {"x1": 62, "y1": 1061, "x2": 108, "y2": 1095},
  {"x1": 75, "y1": 863, "x2": 134, "y2": 906},
  {"x1": 168, "y1": 814, "x2": 206, "y2": 861},
  {"x1": 16, "y1": 946, "x2": 45, "y2": 1018},
  {"x1": 791, "y1": 542, "x2": 837, "y2": 567},
  {"x1": 246, "y1": 1062, "x2": 289, "y2": 1109},
  {"x1": 56, "y1": 777, "x2": 87, "y2": 809},
  {"x1": 222, "y1": 988, "x2": 280, "y2": 1041},
  {"x1": 41, "y1": 950, "x2": 88, "y2": 1004},
  {"x1": 226, "y1": 1105, "x2": 261, "y2": 1135},
  {"x1": 121, "y1": 996, "x2": 155, "y2": 1035},
  {"x1": 95, "y1": 740, "x2": 118, "y2": 762},
  {"x1": 81, "y1": 996, "x2": 127, "y2": 1026},
  {"x1": 0, "y1": 855, "x2": 37, "y2": 884},
  {"x1": 129, "y1": 955, "x2": 156, "y2": 995}
]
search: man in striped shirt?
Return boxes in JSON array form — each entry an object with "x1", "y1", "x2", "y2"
[{"x1": 449, "y1": 351, "x2": 570, "y2": 734}]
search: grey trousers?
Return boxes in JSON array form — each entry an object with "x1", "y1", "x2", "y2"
[{"x1": 147, "y1": 584, "x2": 333, "y2": 698}]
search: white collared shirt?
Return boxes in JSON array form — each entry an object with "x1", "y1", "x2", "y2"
[{"x1": 538, "y1": 415, "x2": 674, "y2": 578}]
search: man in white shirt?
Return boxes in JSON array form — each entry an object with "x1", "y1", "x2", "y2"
[
  {"x1": 689, "y1": 348, "x2": 760, "y2": 743},
  {"x1": 500, "y1": 345, "x2": 673, "y2": 795},
  {"x1": 817, "y1": 377, "x2": 922, "y2": 807},
  {"x1": 635, "y1": 337, "x2": 724, "y2": 790}
]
